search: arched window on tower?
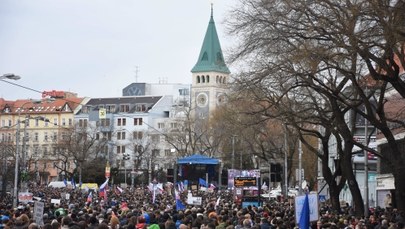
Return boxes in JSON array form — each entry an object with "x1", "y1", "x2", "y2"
[
  {"x1": 197, "y1": 75, "x2": 201, "y2": 83},
  {"x1": 207, "y1": 75, "x2": 210, "y2": 83},
  {"x1": 223, "y1": 77, "x2": 226, "y2": 84},
  {"x1": 219, "y1": 76, "x2": 223, "y2": 84},
  {"x1": 202, "y1": 75, "x2": 205, "y2": 83},
  {"x1": 216, "y1": 75, "x2": 219, "y2": 83}
]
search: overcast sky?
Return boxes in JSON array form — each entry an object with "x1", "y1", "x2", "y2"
[{"x1": 0, "y1": 0, "x2": 236, "y2": 100}]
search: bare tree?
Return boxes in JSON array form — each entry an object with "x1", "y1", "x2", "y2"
[
  {"x1": 224, "y1": 0, "x2": 405, "y2": 215},
  {"x1": 54, "y1": 123, "x2": 107, "y2": 184},
  {"x1": 162, "y1": 107, "x2": 224, "y2": 157}
]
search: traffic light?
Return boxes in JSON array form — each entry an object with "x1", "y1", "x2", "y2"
[{"x1": 123, "y1": 153, "x2": 130, "y2": 160}]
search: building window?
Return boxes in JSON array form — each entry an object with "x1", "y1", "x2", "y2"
[
  {"x1": 79, "y1": 119, "x2": 88, "y2": 128},
  {"x1": 179, "y1": 88, "x2": 189, "y2": 96},
  {"x1": 69, "y1": 118, "x2": 73, "y2": 126},
  {"x1": 117, "y1": 131, "x2": 126, "y2": 140},
  {"x1": 61, "y1": 132, "x2": 69, "y2": 141},
  {"x1": 53, "y1": 118, "x2": 58, "y2": 126},
  {"x1": 62, "y1": 118, "x2": 66, "y2": 126},
  {"x1": 117, "y1": 118, "x2": 126, "y2": 126},
  {"x1": 33, "y1": 145, "x2": 39, "y2": 157},
  {"x1": 120, "y1": 104, "x2": 130, "y2": 112},
  {"x1": 165, "y1": 149, "x2": 171, "y2": 156},
  {"x1": 135, "y1": 104, "x2": 147, "y2": 112},
  {"x1": 8, "y1": 119, "x2": 12, "y2": 127},
  {"x1": 133, "y1": 131, "x2": 143, "y2": 140},
  {"x1": 152, "y1": 149, "x2": 160, "y2": 157},
  {"x1": 106, "y1": 105, "x2": 116, "y2": 113},
  {"x1": 44, "y1": 132, "x2": 48, "y2": 142},
  {"x1": 134, "y1": 118, "x2": 143, "y2": 126},
  {"x1": 34, "y1": 132, "x2": 39, "y2": 142},
  {"x1": 43, "y1": 146, "x2": 48, "y2": 156},
  {"x1": 116, "y1": 145, "x2": 126, "y2": 154},
  {"x1": 100, "y1": 118, "x2": 111, "y2": 127},
  {"x1": 35, "y1": 119, "x2": 39, "y2": 127},
  {"x1": 158, "y1": 123, "x2": 165, "y2": 129},
  {"x1": 52, "y1": 132, "x2": 57, "y2": 142},
  {"x1": 103, "y1": 132, "x2": 112, "y2": 140}
]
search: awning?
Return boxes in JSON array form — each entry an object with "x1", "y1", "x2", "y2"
[{"x1": 177, "y1": 154, "x2": 219, "y2": 165}]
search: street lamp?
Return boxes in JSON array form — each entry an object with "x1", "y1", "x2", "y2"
[
  {"x1": 13, "y1": 99, "x2": 41, "y2": 208},
  {"x1": 0, "y1": 73, "x2": 21, "y2": 80}
]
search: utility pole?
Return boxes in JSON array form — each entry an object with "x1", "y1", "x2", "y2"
[
  {"x1": 231, "y1": 135, "x2": 236, "y2": 169},
  {"x1": 284, "y1": 124, "x2": 289, "y2": 199},
  {"x1": 298, "y1": 139, "x2": 303, "y2": 195},
  {"x1": 13, "y1": 119, "x2": 20, "y2": 208},
  {"x1": 364, "y1": 86, "x2": 369, "y2": 217}
]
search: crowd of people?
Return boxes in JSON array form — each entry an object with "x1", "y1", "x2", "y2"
[{"x1": 0, "y1": 182, "x2": 403, "y2": 229}]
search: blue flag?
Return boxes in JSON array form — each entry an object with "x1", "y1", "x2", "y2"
[
  {"x1": 71, "y1": 177, "x2": 76, "y2": 189},
  {"x1": 298, "y1": 194, "x2": 310, "y2": 229},
  {"x1": 63, "y1": 178, "x2": 67, "y2": 186},
  {"x1": 199, "y1": 178, "x2": 207, "y2": 187},
  {"x1": 175, "y1": 190, "x2": 186, "y2": 210}
]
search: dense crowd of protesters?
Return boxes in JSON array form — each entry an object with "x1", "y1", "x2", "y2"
[{"x1": 0, "y1": 182, "x2": 403, "y2": 229}]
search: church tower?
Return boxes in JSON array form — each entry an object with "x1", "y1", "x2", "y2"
[{"x1": 191, "y1": 5, "x2": 230, "y2": 120}]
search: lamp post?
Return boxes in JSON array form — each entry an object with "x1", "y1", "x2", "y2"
[
  {"x1": 231, "y1": 135, "x2": 236, "y2": 169},
  {"x1": 2, "y1": 74, "x2": 22, "y2": 208},
  {"x1": 13, "y1": 116, "x2": 21, "y2": 208},
  {"x1": 284, "y1": 124, "x2": 289, "y2": 199},
  {"x1": 0, "y1": 73, "x2": 21, "y2": 80},
  {"x1": 13, "y1": 99, "x2": 41, "y2": 207}
]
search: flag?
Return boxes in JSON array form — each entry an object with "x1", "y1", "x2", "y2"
[
  {"x1": 115, "y1": 186, "x2": 123, "y2": 195},
  {"x1": 199, "y1": 178, "x2": 207, "y2": 187},
  {"x1": 298, "y1": 194, "x2": 310, "y2": 229},
  {"x1": 261, "y1": 181, "x2": 268, "y2": 190},
  {"x1": 86, "y1": 192, "x2": 93, "y2": 203},
  {"x1": 215, "y1": 197, "x2": 221, "y2": 210},
  {"x1": 175, "y1": 190, "x2": 186, "y2": 210},
  {"x1": 63, "y1": 178, "x2": 67, "y2": 186},
  {"x1": 71, "y1": 177, "x2": 76, "y2": 189},
  {"x1": 177, "y1": 181, "x2": 184, "y2": 192},
  {"x1": 209, "y1": 183, "x2": 216, "y2": 189},
  {"x1": 99, "y1": 178, "x2": 109, "y2": 201}
]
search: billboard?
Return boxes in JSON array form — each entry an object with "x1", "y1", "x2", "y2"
[{"x1": 228, "y1": 169, "x2": 260, "y2": 189}]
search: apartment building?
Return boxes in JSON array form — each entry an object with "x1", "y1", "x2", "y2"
[{"x1": 0, "y1": 92, "x2": 85, "y2": 184}]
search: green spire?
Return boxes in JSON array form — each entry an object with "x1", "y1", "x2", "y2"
[{"x1": 191, "y1": 4, "x2": 230, "y2": 74}]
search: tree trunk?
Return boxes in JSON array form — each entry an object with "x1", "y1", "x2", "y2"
[
  {"x1": 393, "y1": 165, "x2": 405, "y2": 211},
  {"x1": 321, "y1": 155, "x2": 341, "y2": 211},
  {"x1": 341, "y1": 154, "x2": 364, "y2": 217}
]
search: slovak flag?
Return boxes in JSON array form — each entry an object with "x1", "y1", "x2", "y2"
[
  {"x1": 115, "y1": 186, "x2": 123, "y2": 195},
  {"x1": 87, "y1": 192, "x2": 93, "y2": 203},
  {"x1": 99, "y1": 178, "x2": 109, "y2": 201}
]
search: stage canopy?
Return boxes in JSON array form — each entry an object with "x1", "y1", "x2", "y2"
[{"x1": 177, "y1": 154, "x2": 219, "y2": 165}]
